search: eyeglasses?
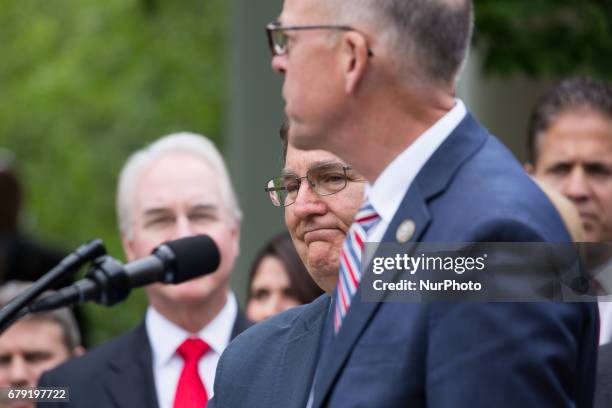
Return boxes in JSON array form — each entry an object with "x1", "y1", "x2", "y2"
[
  {"x1": 266, "y1": 22, "x2": 374, "y2": 57},
  {"x1": 265, "y1": 162, "x2": 363, "y2": 207}
]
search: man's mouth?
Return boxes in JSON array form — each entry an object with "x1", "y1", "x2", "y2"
[{"x1": 303, "y1": 228, "x2": 338, "y2": 245}]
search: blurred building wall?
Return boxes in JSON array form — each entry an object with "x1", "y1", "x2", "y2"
[
  {"x1": 227, "y1": 0, "x2": 285, "y2": 304},
  {"x1": 458, "y1": 50, "x2": 555, "y2": 162}
]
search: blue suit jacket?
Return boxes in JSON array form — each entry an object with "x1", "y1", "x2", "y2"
[
  {"x1": 208, "y1": 295, "x2": 331, "y2": 408},
  {"x1": 310, "y1": 113, "x2": 598, "y2": 407}
]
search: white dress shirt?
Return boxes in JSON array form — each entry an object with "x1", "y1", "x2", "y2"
[
  {"x1": 146, "y1": 292, "x2": 238, "y2": 408},
  {"x1": 367, "y1": 99, "x2": 467, "y2": 243},
  {"x1": 596, "y1": 259, "x2": 612, "y2": 344},
  {"x1": 599, "y1": 302, "x2": 612, "y2": 345}
]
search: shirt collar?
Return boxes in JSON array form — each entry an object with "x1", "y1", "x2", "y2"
[
  {"x1": 368, "y1": 99, "x2": 467, "y2": 224},
  {"x1": 146, "y1": 291, "x2": 238, "y2": 368}
]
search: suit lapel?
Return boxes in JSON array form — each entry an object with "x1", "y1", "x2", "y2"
[
  {"x1": 273, "y1": 296, "x2": 330, "y2": 407},
  {"x1": 103, "y1": 323, "x2": 159, "y2": 408},
  {"x1": 313, "y1": 112, "x2": 489, "y2": 407},
  {"x1": 313, "y1": 185, "x2": 431, "y2": 407}
]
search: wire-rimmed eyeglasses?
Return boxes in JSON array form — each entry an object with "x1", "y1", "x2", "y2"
[
  {"x1": 266, "y1": 22, "x2": 374, "y2": 57},
  {"x1": 265, "y1": 162, "x2": 364, "y2": 207}
]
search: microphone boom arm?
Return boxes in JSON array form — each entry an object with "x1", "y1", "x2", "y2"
[{"x1": 0, "y1": 239, "x2": 106, "y2": 335}]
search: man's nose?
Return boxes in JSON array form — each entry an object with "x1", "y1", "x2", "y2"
[
  {"x1": 271, "y1": 54, "x2": 287, "y2": 74},
  {"x1": 292, "y1": 181, "x2": 326, "y2": 219},
  {"x1": 8, "y1": 357, "x2": 33, "y2": 387},
  {"x1": 562, "y1": 167, "x2": 591, "y2": 203},
  {"x1": 174, "y1": 216, "x2": 195, "y2": 239}
]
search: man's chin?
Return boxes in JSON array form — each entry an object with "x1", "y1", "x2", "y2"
[
  {"x1": 148, "y1": 280, "x2": 216, "y2": 304},
  {"x1": 307, "y1": 245, "x2": 339, "y2": 271},
  {"x1": 581, "y1": 222, "x2": 605, "y2": 242},
  {"x1": 306, "y1": 240, "x2": 335, "y2": 254},
  {"x1": 288, "y1": 121, "x2": 318, "y2": 151},
  {"x1": 289, "y1": 132, "x2": 310, "y2": 151},
  {"x1": 584, "y1": 230, "x2": 609, "y2": 243}
]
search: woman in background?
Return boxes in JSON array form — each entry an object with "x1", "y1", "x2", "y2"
[{"x1": 246, "y1": 232, "x2": 323, "y2": 322}]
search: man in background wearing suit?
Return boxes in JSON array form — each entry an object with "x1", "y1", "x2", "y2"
[
  {"x1": 524, "y1": 77, "x2": 612, "y2": 407},
  {"x1": 39, "y1": 133, "x2": 251, "y2": 408},
  {"x1": 209, "y1": 123, "x2": 364, "y2": 407},
  {"x1": 0, "y1": 281, "x2": 83, "y2": 408},
  {"x1": 268, "y1": 0, "x2": 598, "y2": 406}
]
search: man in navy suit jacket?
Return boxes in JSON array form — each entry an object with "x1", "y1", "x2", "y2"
[
  {"x1": 267, "y1": 0, "x2": 598, "y2": 406},
  {"x1": 209, "y1": 126, "x2": 365, "y2": 407}
]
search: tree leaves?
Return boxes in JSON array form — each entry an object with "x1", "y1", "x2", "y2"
[
  {"x1": 0, "y1": 0, "x2": 226, "y2": 344},
  {"x1": 474, "y1": 0, "x2": 612, "y2": 78}
]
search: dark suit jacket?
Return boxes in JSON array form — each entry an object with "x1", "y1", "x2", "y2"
[
  {"x1": 208, "y1": 295, "x2": 330, "y2": 408},
  {"x1": 37, "y1": 311, "x2": 251, "y2": 408},
  {"x1": 310, "y1": 113, "x2": 598, "y2": 407},
  {"x1": 596, "y1": 342, "x2": 612, "y2": 407}
]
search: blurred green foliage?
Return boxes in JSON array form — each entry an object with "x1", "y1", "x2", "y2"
[
  {"x1": 474, "y1": 0, "x2": 612, "y2": 78},
  {"x1": 0, "y1": 0, "x2": 227, "y2": 345}
]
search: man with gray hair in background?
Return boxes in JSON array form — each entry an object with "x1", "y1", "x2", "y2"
[
  {"x1": 0, "y1": 280, "x2": 83, "y2": 408},
  {"x1": 39, "y1": 132, "x2": 251, "y2": 408},
  {"x1": 266, "y1": 0, "x2": 598, "y2": 406}
]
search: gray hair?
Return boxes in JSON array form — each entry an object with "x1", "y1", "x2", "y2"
[
  {"x1": 321, "y1": 0, "x2": 473, "y2": 86},
  {"x1": 0, "y1": 281, "x2": 82, "y2": 352},
  {"x1": 116, "y1": 132, "x2": 243, "y2": 239},
  {"x1": 528, "y1": 76, "x2": 612, "y2": 163}
]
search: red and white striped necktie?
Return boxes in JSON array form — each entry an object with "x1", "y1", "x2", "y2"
[{"x1": 334, "y1": 200, "x2": 380, "y2": 333}]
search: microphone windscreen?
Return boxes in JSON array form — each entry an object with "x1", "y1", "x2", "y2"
[{"x1": 164, "y1": 235, "x2": 221, "y2": 283}]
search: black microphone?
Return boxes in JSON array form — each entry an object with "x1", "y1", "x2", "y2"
[{"x1": 29, "y1": 235, "x2": 220, "y2": 312}]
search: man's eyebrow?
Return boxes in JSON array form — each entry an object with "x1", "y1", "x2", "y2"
[
  {"x1": 189, "y1": 204, "x2": 218, "y2": 212},
  {"x1": 143, "y1": 208, "x2": 172, "y2": 218},
  {"x1": 281, "y1": 168, "x2": 297, "y2": 176},
  {"x1": 584, "y1": 162, "x2": 612, "y2": 171},
  {"x1": 584, "y1": 159, "x2": 612, "y2": 166},
  {"x1": 546, "y1": 160, "x2": 572, "y2": 167},
  {"x1": 142, "y1": 204, "x2": 218, "y2": 217},
  {"x1": 282, "y1": 160, "x2": 345, "y2": 175}
]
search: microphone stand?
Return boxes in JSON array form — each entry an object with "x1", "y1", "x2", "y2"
[
  {"x1": 0, "y1": 239, "x2": 106, "y2": 335},
  {"x1": 29, "y1": 254, "x2": 134, "y2": 313}
]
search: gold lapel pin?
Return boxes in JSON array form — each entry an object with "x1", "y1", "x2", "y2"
[{"x1": 396, "y1": 219, "x2": 416, "y2": 243}]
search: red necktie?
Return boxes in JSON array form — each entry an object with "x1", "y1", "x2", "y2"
[{"x1": 173, "y1": 338, "x2": 209, "y2": 408}]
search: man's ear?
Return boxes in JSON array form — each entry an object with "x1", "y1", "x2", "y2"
[
  {"x1": 524, "y1": 162, "x2": 535, "y2": 174},
  {"x1": 231, "y1": 223, "x2": 241, "y2": 258},
  {"x1": 342, "y1": 31, "x2": 371, "y2": 94},
  {"x1": 73, "y1": 345, "x2": 86, "y2": 356},
  {"x1": 121, "y1": 233, "x2": 136, "y2": 262}
]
